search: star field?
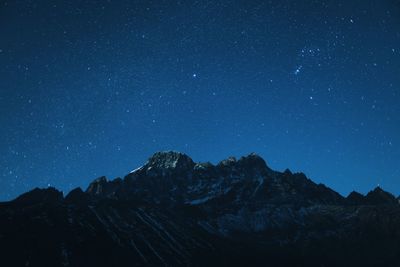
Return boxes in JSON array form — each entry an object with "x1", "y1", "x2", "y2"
[{"x1": 0, "y1": 0, "x2": 399, "y2": 200}]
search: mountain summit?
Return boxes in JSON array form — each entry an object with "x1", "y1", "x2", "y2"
[
  {"x1": 1, "y1": 151, "x2": 400, "y2": 267},
  {"x1": 146, "y1": 151, "x2": 195, "y2": 170}
]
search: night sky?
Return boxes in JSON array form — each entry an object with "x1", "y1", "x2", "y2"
[{"x1": 1, "y1": 0, "x2": 399, "y2": 200}]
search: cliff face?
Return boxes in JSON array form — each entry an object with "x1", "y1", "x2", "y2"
[{"x1": 1, "y1": 151, "x2": 400, "y2": 267}]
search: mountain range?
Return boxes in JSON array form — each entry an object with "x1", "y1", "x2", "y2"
[{"x1": 1, "y1": 151, "x2": 400, "y2": 266}]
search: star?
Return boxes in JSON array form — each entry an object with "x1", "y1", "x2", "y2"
[{"x1": 294, "y1": 66, "x2": 302, "y2": 75}]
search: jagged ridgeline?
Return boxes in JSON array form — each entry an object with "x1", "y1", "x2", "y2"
[{"x1": 1, "y1": 151, "x2": 400, "y2": 267}]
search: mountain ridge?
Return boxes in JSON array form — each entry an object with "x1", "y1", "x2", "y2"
[
  {"x1": 79, "y1": 151, "x2": 397, "y2": 206},
  {"x1": 10, "y1": 151, "x2": 396, "y2": 202},
  {"x1": 1, "y1": 151, "x2": 400, "y2": 267}
]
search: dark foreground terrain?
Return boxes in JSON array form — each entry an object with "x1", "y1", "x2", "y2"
[{"x1": 1, "y1": 151, "x2": 400, "y2": 266}]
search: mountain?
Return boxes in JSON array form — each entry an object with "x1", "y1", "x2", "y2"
[{"x1": 1, "y1": 151, "x2": 400, "y2": 267}]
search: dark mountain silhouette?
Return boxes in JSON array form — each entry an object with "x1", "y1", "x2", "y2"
[{"x1": 1, "y1": 151, "x2": 400, "y2": 266}]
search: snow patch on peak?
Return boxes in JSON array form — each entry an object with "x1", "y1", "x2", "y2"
[
  {"x1": 147, "y1": 151, "x2": 195, "y2": 170},
  {"x1": 218, "y1": 157, "x2": 237, "y2": 167},
  {"x1": 130, "y1": 166, "x2": 144, "y2": 174},
  {"x1": 194, "y1": 162, "x2": 214, "y2": 170}
]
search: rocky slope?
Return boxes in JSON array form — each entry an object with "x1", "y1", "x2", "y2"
[{"x1": 1, "y1": 151, "x2": 400, "y2": 267}]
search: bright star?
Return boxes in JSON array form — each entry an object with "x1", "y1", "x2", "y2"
[{"x1": 294, "y1": 66, "x2": 302, "y2": 75}]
